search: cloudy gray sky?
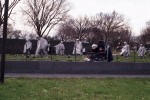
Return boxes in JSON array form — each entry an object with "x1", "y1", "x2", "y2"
[
  {"x1": 68, "y1": 0, "x2": 150, "y2": 36},
  {"x1": 12, "y1": 0, "x2": 150, "y2": 37}
]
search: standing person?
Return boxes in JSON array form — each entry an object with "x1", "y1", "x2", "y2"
[
  {"x1": 72, "y1": 39, "x2": 83, "y2": 55},
  {"x1": 106, "y1": 44, "x2": 113, "y2": 62},
  {"x1": 120, "y1": 42, "x2": 130, "y2": 59},
  {"x1": 137, "y1": 44, "x2": 146, "y2": 58},
  {"x1": 35, "y1": 36, "x2": 48, "y2": 58},
  {"x1": 23, "y1": 38, "x2": 32, "y2": 57}
]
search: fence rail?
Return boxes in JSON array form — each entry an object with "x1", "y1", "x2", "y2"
[
  {"x1": 0, "y1": 38, "x2": 150, "y2": 62},
  {"x1": 1, "y1": 50, "x2": 150, "y2": 62}
]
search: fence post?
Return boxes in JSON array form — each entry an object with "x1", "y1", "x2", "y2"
[
  {"x1": 51, "y1": 47, "x2": 52, "y2": 61},
  {"x1": 116, "y1": 49, "x2": 117, "y2": 62},
  {"x1": 75, "y1": 45, "x2": 76, "y2": 61},
  {"x1": 1, "y1": 0, "x2": 9, "y2": 84},
  {"x1": 134, "y1": 47, "x2": 135, "y2": 62},
  {"x1": 26, "y1": 43, "x2": 27, "y2": 61}
]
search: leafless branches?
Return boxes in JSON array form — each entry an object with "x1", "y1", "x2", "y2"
[
  {"x1": 140, "y1": 27, "x2": 150, "y2": 45},
  {"x1": 94, "y1": 11, "x2": 129, "y2": 43},
  {"x1": 0, "y1": 0, "x2": 20, "y2": 26},
  {"x1": 22, "y1": 0, "x2": 70, "y2": 37},
  {"x1": 57, "y1": 11, "x2": 130, "y2": 46},
  {"x1": 56, "y1": 16, "x2": 91, "y2": 42}
]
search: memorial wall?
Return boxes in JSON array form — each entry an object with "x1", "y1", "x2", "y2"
[{"x1": 0, "y1": 38, "x2": 92, "y2": 55}]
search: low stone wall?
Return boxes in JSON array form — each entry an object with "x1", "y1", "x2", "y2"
[{"x1": 1, "y1": 61, "x2": 150, "y2": 75}]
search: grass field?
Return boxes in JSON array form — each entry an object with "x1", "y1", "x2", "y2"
[
  {"x1": 113, "y1": 51, "x2": 150, "y2": 62},
  {"x1": 1, "y1": 51, "x2": 150, "y2": 62},
  {"x1": 0, "y1": 77, "x2": 150, "y2": 100}
]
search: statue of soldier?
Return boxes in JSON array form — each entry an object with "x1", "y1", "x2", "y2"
[
  {"x1": 72, "y1": 39, "x2": 83, "y2": 55},
  {"x1": 35, "y1": 37, "x2": 48, "y2": 58},
  {"x1": 55, "y1": 41, "x2": 65, "y2": 55},
  {"x1": 120, "y1": 42, "x2": 130, "y2": 58},
  {"x1": 137, "y1": 44, "x2": 146, "y2": 58},
  {"x1": 23, "y1": 38, "x2": 32, "y2": 57}
]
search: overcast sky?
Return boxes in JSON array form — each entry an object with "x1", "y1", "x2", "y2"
[
  {"x1": 12, "y1": 0, "x2": 150, "y2": 37},
  {"x1": 68, "y1": 0, "x2": 150, "y2": 36}
]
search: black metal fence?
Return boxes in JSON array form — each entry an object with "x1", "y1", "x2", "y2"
[{"x1": 0, "y1": 38, "x2": 150, "y2": 62}]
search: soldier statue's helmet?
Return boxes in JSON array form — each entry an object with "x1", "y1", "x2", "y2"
[
  {"x1": 124, "y1": 42, "x2": 127, "y2": 45},
  {"x1": 26, "y1": 38, "x2": 30, "y2": 42}
]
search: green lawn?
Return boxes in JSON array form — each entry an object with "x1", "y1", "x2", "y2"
[
  {"x1": 0, "y1": 77, "x2": 150, "y2": 100},
  {"x1": 1, "y1": 54, "x2": 86, "y2": 61},
  {"x1": 0, "y1": 50, "x2": 150, "y2": 62},
  {"x1": 113, "y1": 50, "x2": 150, "y2": 62}
]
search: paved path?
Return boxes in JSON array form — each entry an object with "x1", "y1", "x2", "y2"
[{"x1": 5, "y1": 73, "x2": 150, "y2": 78}]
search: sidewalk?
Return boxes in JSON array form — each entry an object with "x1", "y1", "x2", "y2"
[{"x1": 5, "y1": 73, "x2": 150, "y2": 78}]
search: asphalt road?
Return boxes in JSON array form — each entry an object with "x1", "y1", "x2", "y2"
[{"x1": 5, "y1": 73, "x2": 150, "y2": 78}]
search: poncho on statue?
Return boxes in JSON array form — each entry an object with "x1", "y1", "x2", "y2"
[
  {"x1": 72, "y1": 39, "x2": 83, "y2": 55},
  {"x1": 55, "y1": 41, "x2": 65, "y2": 55},
  {"x1": 137, "y1": 44, "x2": 146, "y2": 57},
  {"x1": 35, "y1": 37, "x2": 48, "y2": 57},
  {"x1": 23, "y1": 39, "x2": 32, "y2": 54},
  {"x1": 120, "y1": 42, "x2": 130, "y2": 57}
]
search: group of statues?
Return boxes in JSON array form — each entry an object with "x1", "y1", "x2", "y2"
[
  {"x1": 23, "y1": 37, "x2": 148, "y2": 60},
  {"x1": 23, "y1": 38, "x2": 84, "y2": 58},
  {"x1": 23, "y1": 37, "x2": 50, "y2": 58},
  {"x1": 118, "y1": 42, "x2": 147, "y2": 59}
]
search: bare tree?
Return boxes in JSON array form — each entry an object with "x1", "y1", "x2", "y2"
[
  {"x1": 111, "y1": 28, "x2": 132, "y2": 48},
  {"x1": 57, "y1": 16, "x2": 91, "y2": 42},
  {"x1": 140, "y1": 27, "x2": 150, "y2": 45},
  {"x1": 12, "y1": 30, "x2": 21, "y2": 39},
  {"x1": 0, "y1": 0, "x2": 20, "y2": 26},
  {"x1": 29, "y1": 33, "x2": 37, "y2": 39},
  {"x1": 90, "y1": 27, "x2": 103, "y2": 43},
  {"x1": 138, "y1": 21, "x2": 150, "y2": 46},
  {"x1": 56, "y1": 21, "x2": 76, "y2": 41},
  {"x1": 19, "y1": 32, "x2": 27, "y2": 39},
  {"x1": 0, "y1": 23, "x2": 21, "y2": 39},
  {"x1": 56, "y1": 11, "x2": 130, "y2": 44},
  {"x1": 94, "y1": 11, "x2": 129, "y2": 43},
  {"x1": 22, "y1": 0, "x2": 70, "y2": 37},
  {"x1": 70, "y1": 17, "x2": 91, "y2": 41}
]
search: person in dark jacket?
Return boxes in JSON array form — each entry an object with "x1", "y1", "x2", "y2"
[{"x1": 106, "y1": 44, "x2": 113, "y2": 62}]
